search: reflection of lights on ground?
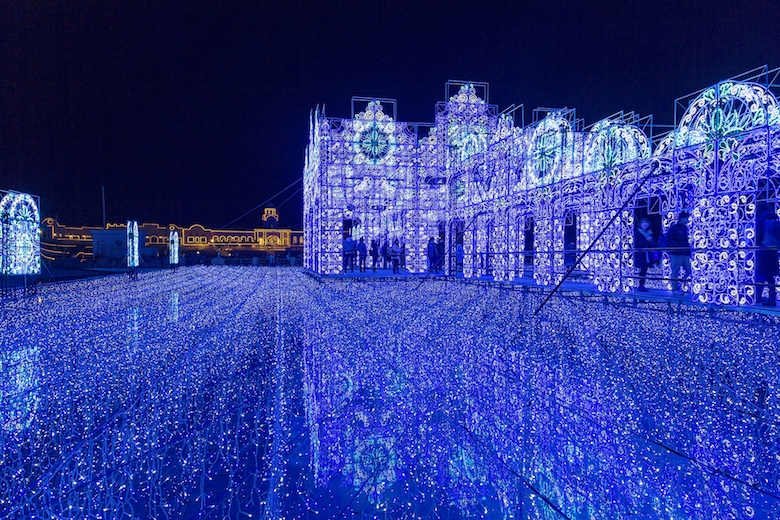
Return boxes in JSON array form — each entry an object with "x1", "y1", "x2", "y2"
[
  {"x1": 1, "y1": 267, "x2": 778, "y2": 518},
  {"x1": 0, "y1": 347, "x2": 39, "y2": 431}
]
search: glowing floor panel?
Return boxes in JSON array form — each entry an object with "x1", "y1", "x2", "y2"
[{"x1": 1, "y1": 267, "x2": 778, "y2": 519}]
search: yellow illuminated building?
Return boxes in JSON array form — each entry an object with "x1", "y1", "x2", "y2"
[{"x1": 41, "y1": 208, "x2": 302, "y2": 262}]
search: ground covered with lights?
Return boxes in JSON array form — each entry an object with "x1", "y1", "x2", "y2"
[{"x1": 1, "y1": 267, "x2": 779, "y2": 519}]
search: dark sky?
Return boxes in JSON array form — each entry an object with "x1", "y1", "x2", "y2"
[{"x1": 3, "y1": 1, "x2": 779, "y2": 230}]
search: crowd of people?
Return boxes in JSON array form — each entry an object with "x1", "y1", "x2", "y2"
[
  {"x1": 342, "y1": 235, "x2": 466, "y2": 275},
  {"x1": 343, "y1": 236, "x2": 406, "y2": 274},
  {"x1": 342, "y1": 209, "x2": 780, "y2": 307}
]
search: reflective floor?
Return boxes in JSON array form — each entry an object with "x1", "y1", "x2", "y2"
[{"x1": 1, "y1": 267, "x2": 778, "y2": 519}]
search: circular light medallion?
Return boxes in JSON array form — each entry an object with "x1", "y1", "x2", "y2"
[{"x1": 359, "y1": 124, "x2": 390, "y2": 161}]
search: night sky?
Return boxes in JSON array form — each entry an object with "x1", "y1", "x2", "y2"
[{"x1": 3, "y1": 1, "x2": 780, "y2": 230}]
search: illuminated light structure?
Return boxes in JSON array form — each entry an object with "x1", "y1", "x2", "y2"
[
  {"x1": 304, "y1": 88, "x2": 494, "y2": 274},
  {"x1": 304, "y1": 95, "x2": 447, "y2": 274},
  {"x1": 0, "y1": 190, "x2": 41, "y2": 276},
  {"x1": 169, "y1": 230, "x2": 179, "y2": 265},
  {"x1": 305, "y1": 68, "x2": 780, "y2": 306},
  {"x1": 126, "y1": 220, "x2": 139, "y2": 268}
]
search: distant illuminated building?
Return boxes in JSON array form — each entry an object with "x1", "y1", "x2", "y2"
[
  {"x1": 262, "y1": 207, "x2": 279, "y2": 229},
  {"x1": 41, "y1": 207, "x2": 303, "y2": 262}
]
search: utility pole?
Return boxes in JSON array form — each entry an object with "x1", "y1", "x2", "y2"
[{"x1": 102, "y1": 185, "x2": 106, "y2": 229}]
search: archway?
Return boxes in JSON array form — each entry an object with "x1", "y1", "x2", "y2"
[{"x1": 0, "y1": 192, "x2": 40, "y2": 276}]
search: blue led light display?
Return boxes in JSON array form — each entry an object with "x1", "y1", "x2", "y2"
[
  {"x1": 1, "y1": 268, "x2": 777, "y2": 517},
  {"x1": 169, "y1": 230, "x2": 179, "y2": 265},
  {"x1": 304, "y1": 76, "x2": 780, "y2": 306},
  {"x1": 0, "y1": 190, "x2": 41, "y2": 276},
  {"x1": 127, "y1": 220, "x2": 139, "y2": 268}
]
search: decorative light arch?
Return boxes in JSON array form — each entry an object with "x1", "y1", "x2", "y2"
[
  {"x1": 655, "y1": 81, "x2": 780, "y2": 157},
  {"x1": 445, "y1": 84, "x2": 491, "y2": 167},
  {"x1": 0, "y1": 191, "x2": 41, "y2": 275},
  {"x1": 352, "y1": 101, "x2": 397, "y2": 166},
  {"x1": 584, "y1": 119, "x2": 650, "y2": 180},
  {"x1": 682, "y1": 82, "x2": 779, "y2": 136}
]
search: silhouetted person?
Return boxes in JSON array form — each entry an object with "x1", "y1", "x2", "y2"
[
  {"x1": 369, "y1": 239, "x2": 379, "y2": 272},
  {"x1": 357, "y1": 237, "x2": 368, "y2": 273},
  {"x1": 390, "y1": 239, "x2": 401, "y2": 274},
  {"x1": 343, "y1": 235, "x2": 356, "y2": 273},
  {"x1": 756, "y1": 202, "x2": 779, "y2": 307},
  {"x1": 635, "y1": 217, "x2": 654, "y2": 292},
  {"x1": 667, "y1": 211, "x2": 691, "y2": 295}
]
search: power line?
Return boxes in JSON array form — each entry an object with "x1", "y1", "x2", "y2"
[
  {"x1": 533, "y1": 161, "x2": 661, "y2": 315},
  {"x1": 218, "y1": 178, "x2": 302, "y2": 230}
]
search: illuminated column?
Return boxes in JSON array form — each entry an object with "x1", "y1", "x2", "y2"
[
  {"x1": 578, "y1": 204, "x2": 593, "y2": 273},
  {"x1": 324, "y1": 209, "x2": 343, "y2": 274},
  {"x1": 127, "y1": 220, "x2": 139, "y2": 268},
  {"x1": 492, "y1": 208, "x2": 508, "y2": 282},
  {"x1": 505, "y1": 208, "x2": 523, "y2": 282},
  {"x1": 619, "y1": 209, "x2": 635, "y2": 292},
  {"x1": 169, "y1": 231, "x2": 179, "y2": 265},
  {"x1": 463, "y1": 221, "x2": 475, "y2": 279},
  {"x1": 534, "y1": 197, "x2": 554, "y2": 286},
  {"x1": 592, "y1": 209, "x2": 617, "y2": 292},
  {"x1": 405, "y1": 209, "x2": 424, "y2": 274},
  {"x1": 474, "y1": 213, "x2": 487, "y2": 277},
  {"x1": 691, "y1": 195, "x2": 755, "y2": 305}
]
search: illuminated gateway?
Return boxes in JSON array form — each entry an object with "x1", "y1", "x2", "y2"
[
  {"x1": 0, "y1": 190, "x2": 40, "y2": 277},
  {"x1": 304, "y1": 69, "x2": 780, "y2": 306}
]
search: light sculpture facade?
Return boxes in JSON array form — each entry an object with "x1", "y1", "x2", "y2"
[
  {"x1": 0, "y1": 190, "x2": 41, "y2": 276},
  {"x1": 126, "y1": 220, "x2": 139, "y2": 268},
  {"x1": 304, "y1": 72, "x2": 780, "y2": 306}
]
